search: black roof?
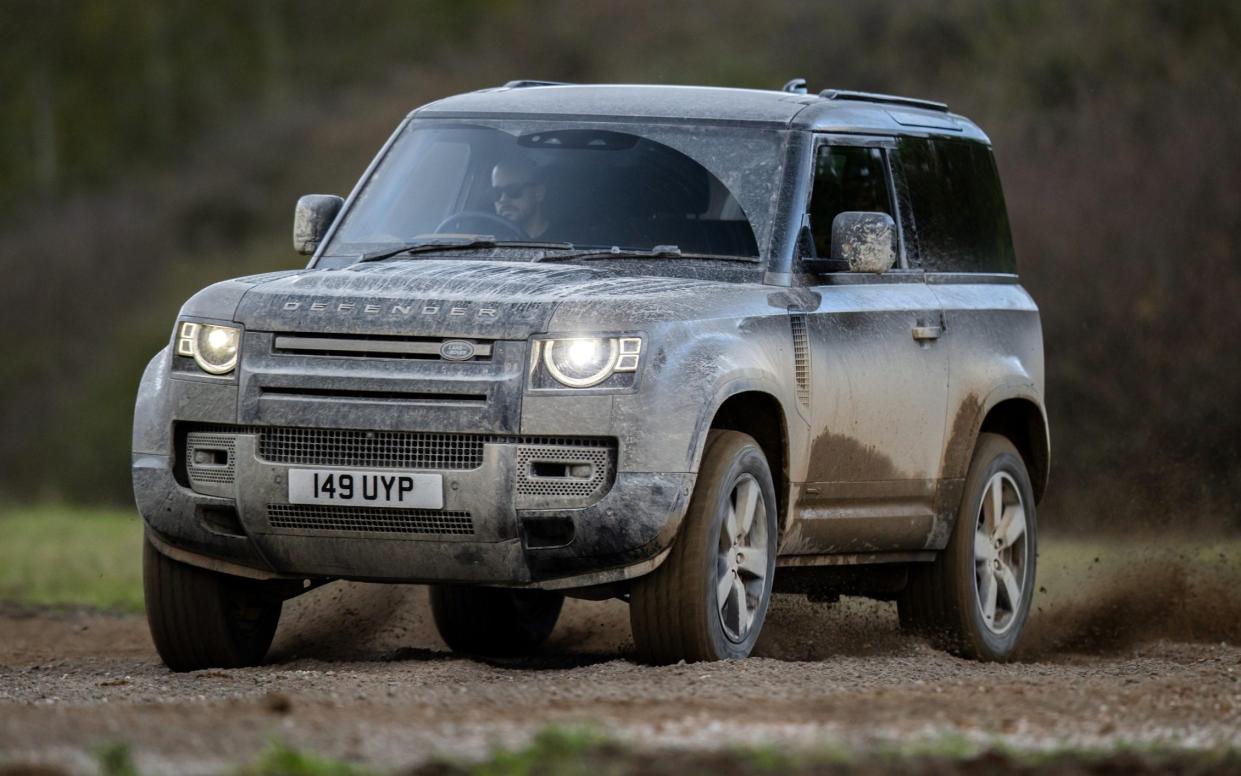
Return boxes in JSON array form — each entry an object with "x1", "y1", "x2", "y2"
[{"x1": 414, "y1": 83, "x2": 989, "y2": 143}]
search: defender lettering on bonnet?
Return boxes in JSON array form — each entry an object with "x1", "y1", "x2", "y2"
[
  {"x1": 281, "y1": 300, "x2": 499, "y2": 319},
  {"x1": 135, "y1": 80, "x2": 1047, "y2": 672}
]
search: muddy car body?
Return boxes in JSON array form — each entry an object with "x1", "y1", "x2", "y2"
[{"x1": 134, "y1": 82, "x2": 1048, "y2": 668}]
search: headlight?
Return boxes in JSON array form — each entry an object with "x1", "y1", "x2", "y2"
[
  {"x1": 176, "y1": 322, "x2": 241, "y2": 375},
  {"x1": 536, "y1": 336, "x2": 642, "y2": 388}
]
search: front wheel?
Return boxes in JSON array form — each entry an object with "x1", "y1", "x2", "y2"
[
  {"x1": 143, "y1": 534, "x2": 283, "y2": 671},
  {"x1": 630, "y1": 430, "x2": 778, "y2": 663},
  {"x1": 898, "y1": 432, "x2": 1038, "y2": 660}
]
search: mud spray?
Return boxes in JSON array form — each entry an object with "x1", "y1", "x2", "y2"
[{"x1": 269, "y1": 533, "x2": 1241, "y2": 664}]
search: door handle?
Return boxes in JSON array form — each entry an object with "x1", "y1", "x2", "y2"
[{"x1": 912, "y1": 325, "x2": 942, "y2": 342}]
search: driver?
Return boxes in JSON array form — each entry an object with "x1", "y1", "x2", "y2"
[{"x1": 492, "y1": 158, "x2": 553, "y2": 239}]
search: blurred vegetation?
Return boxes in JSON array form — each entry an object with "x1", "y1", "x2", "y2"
[
  {"x1": 0, "y1": 0, "x2": 1238, "y2": 531},
  {"x1": 0, "y1": 506, "x2": 144, "y2": 612}
]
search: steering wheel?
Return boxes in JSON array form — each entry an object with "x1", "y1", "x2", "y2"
[{"x1": 434, "y1": 211, "x2": 527, "y2": 241}]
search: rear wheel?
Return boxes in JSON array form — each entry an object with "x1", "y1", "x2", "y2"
[
  {"x1": 630, "y1": 430, "x2": 778, "y2": 663},
  {"x1": 429, "y1": 585, "x2": 564, "y2": 657},
  {"x1": 143, "y1": 534, "x2": 282, "y2": 671},
  {"x1": 898, "y1": 432, "x2": 1038, "y2": 660}
]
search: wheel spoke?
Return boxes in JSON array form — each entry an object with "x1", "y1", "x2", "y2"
[
  {"x1": 735, "y1": 478, "x2": 759, "y2": 536},
  {"x1": 998, "y1": 505, "x2": 1026, "y2": 549},
  {"x1": 737, "y1": 546, "x2": 767, "y2": 580},
  {"x1": 979, "y1": 569, "x2": 998, "y2": 624},
  {"x1": 717, "y1": 570, "x2": 735, "y2": 618},
  {"x1": 998, "y1": 562, "x2": 1022, "y2": 609},
  {"x1": 974, "y1": 530, "x2": 993, "y2": 562},
  {"x1": 733, "y1": 576, "x2": 750, "y2": 635},
  {"x1": 984, "y1": 477, "x2": 1003, "y2": 535},
  {"x1": 723, "y1": 503, "x2": 739, "y2": 547}
]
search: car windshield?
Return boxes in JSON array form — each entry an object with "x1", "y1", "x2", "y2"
[{"x1": 323, "y1": 118, "x2": 786, "y2": 261}]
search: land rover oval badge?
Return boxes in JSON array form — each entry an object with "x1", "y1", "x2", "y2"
[{"x1": 439, "y1": 340, "x2": 476, "y2": 361}]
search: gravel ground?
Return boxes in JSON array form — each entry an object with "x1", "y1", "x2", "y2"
[{"x1": 2, "y1": 581, "x2": 1240, "y2": 775}]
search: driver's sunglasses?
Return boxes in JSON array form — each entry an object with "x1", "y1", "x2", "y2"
[{"x1": 493, "y1": 182, "x2": 533, "y2": 201}]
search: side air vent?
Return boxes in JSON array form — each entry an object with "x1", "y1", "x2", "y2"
[
  {"x1": 185, "y1": 432, "x2": 237, "y2": 497},
  {"x1": 515, "y1": 443, "x2": 614, "y2": 502},
  {"x1": 790, "y1": 314, "x2": 811, "y2": 406}
]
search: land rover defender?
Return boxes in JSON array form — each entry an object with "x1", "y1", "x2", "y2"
[{"x1": 133, "y1": 81, "x2": 1048, "y2": 669}]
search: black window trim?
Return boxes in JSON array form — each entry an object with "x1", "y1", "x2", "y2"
[
  {"x1": 804, "y1": 133, "x2": 910, "y2": 272},
  {"x1": 890, "y1": 134, "x2": 1016, "y2": 275}
]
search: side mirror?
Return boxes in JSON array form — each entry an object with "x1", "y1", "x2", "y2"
[
  {"x1": 830, "y1": 211, "x2": 897, "y2": 273},
  {"x1": 293, "y1": 194, "x2": 344, "y2": 255}
]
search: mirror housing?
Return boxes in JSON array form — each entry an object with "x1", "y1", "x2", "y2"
[
  {"x1": 830, "y1": 211, "x2": 897, "y2": 273},
  {"x1": 293, "y1": 194, "x2": 344, "y2": 255}
]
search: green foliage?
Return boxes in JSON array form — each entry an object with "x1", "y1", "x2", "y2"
[
  {"x1": 0, "y1": 505, "x2": 143, "y2": 612},
  {"x1": 473, "y1": 728, "x2": 618, "y2": 776},
  {"x1": 96, "y1": 742, "x2": 139, "y2": 776},
  {"x1": 238, "y1": 741, "x2": 376, "y2": 776}
]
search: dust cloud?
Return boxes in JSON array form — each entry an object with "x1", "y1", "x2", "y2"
[{"x1": 270, "y1": 535, "x2": 1241, "y2": 665}]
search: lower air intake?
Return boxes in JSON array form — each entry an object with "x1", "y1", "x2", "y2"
[{"x1": 266, "y1": 504, "x2": 474, "y2": 536}]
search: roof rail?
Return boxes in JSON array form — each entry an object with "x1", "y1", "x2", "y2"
[
  {"x1": 502, "y1": 80, "x2": 573, "y2": 89},
  {"x1": 818, "y1": 89, "x2": 949, "y2": 113}
]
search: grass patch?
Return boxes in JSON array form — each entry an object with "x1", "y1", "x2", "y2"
[
  {"x1": 238, "y1": 741, "x2": 376, "y2": 776},
  {"x1": 18, "y1": 730, "x2": 1238, "y2": 776},
  {"x1": 96, "y1": 742, "x2": 139, "y2": 776},
  {"x1": 419, "y1": 728, "x2": 1241, "y2": 775},
  {"x1": 0, "y1": 504, "x2": 144, "y2": 612}
]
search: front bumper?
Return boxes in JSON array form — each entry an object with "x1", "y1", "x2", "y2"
[{"x1": 133, "y1": 426, "x2": 691, "y2": 587}]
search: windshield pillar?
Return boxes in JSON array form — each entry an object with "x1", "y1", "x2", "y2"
[{"x1": 763, "y1": 131, "x2": 814, "y2": 286}]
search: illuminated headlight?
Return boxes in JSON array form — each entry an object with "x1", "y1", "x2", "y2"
[
  {"x1": 176, "y1": 322, "x2": 241, "y2": 375},
  {"x1": 537, "y1": 336, "x2": 642, "y2": 388}
]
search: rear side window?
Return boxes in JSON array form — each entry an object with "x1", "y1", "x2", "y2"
[
  {"x1": 895, "y1": 138, "x2": 1015, "y2": 273},
  {"x1": 808, "y1": 145, "x2": 893, "y2": 258}
]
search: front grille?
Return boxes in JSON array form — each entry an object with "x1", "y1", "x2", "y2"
[
  {"x1": 267, "y1": 504, "x2": 474, "y2": 535},
  {"x1": 180, "y1": 423, "x2": 617, "y2": 474},
  {"x1": 258, "y1": 427, "x2": 489, "y2": 470},
  {"x1": 272, "y1": 333, "x2": 492, "y2": 362}
]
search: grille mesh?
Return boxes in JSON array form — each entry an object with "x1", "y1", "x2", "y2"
[
  {"x1": 258, "y1": 428, "x2": 488, "y2": 470},
  {"x1": 186, "y1": 433, "x2": 237, "y2": 485},
  {"x1": 267, "y1": 504, "x2": 474, "y2": 535},
  {"x1": 181, "y1": 424, "x2": 616, "y2": 472},
  {"x1": 516, "y1": 445, "x2": 613, "y2": 498}
]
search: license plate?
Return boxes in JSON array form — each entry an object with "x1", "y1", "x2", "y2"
[{"x1": 288, "y1": 469, "x2": 444, "y2": 509}]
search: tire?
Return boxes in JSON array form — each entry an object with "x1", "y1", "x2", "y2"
[
  {"x1": 898, "y1": 432, "x2": 1038, "y2": 660},
  {"x1": 429, "y1": 585, "x2": 564, "y2": 657},
  {"x1": 630, "y1": 429, "x2": 778, "y2": 663},
  {"x1": 143, "y1": 534, "x2": 282, "y2": 672}
]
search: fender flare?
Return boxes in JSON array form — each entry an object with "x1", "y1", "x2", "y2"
[{"x1": 948, "y1": 381, "x2": 1050, "y2": 501}]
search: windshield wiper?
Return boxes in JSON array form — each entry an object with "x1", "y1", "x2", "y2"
[
  {"x1": 357, "y1": 236, "x2": 575, "y2": 263},
  {"x1": 533, "y1": 245, "x2": 759, "y2": 264}
]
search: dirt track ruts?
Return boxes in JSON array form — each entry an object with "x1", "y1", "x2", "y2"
[{"x1": 2, "y1": 581, "x2": 1240, "y2": 774}]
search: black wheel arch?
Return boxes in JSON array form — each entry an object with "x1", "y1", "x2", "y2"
[{"x1": 706, "y1": 390, "x2": 790, "y2": 536}]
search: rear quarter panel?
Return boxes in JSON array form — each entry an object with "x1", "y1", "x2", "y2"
[{"x1": 931, "y1": 277, "x2": 1046, "y2": 490}]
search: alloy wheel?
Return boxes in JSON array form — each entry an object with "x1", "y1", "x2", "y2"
[
  {"x1": 973, "y1": 471, "x2": 1029, "y2": 635},
  {"x1": 715, "y1": 473, "x2": 770, "y2": 643}
]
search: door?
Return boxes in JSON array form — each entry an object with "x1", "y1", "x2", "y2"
[{"x1": 785, "y1": 138, "x2": 950, "y2": 555}]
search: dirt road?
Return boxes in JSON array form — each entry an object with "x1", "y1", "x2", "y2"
[{"x1": 2, "y1": 578, "x2": 1240, "y2": 774}]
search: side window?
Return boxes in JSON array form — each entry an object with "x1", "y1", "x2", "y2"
[
  {"x1": 895, "y1": 138, "x2": 1016, "y2": 273},
  {"x1": 808, "y1": 145, "x2": 893, "y2": 258}
]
